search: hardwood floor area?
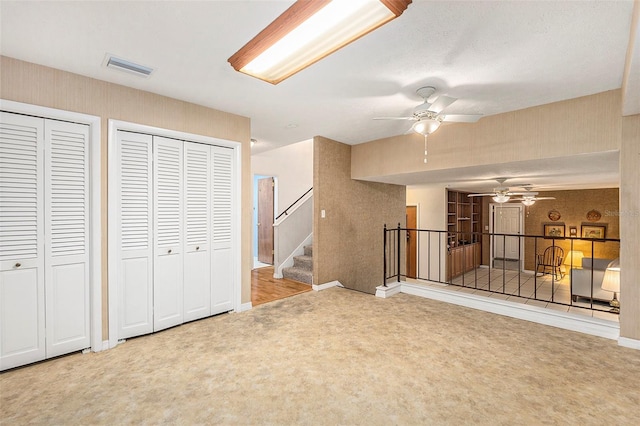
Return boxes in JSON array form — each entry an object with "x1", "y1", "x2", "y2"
[{"x1": 251, "y1": 266, "x2": 312, "y2": 307}]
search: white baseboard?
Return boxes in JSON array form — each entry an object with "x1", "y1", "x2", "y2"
[
  {"x1": 236, "y1": 302, "x2": 252, "y2": 312},
  {"x1": 375, "y1": 282, "x2": 402, "y2": 298},
  {"x1": 400, "y1": 282, "x2": 620, "y2": 340},
  {"x1": 313, "y1": 280, "x2": 343, "y2": 291},
  {"x1": 102, "y1": 340, "x2": 110, "y2": 351},
  {"x1": 618, "y1": 337, "x2": 640, "y2": 350}
]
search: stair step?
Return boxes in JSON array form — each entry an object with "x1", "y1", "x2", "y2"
[
  {"x1": 293, "y1": 254, "x2": 313, "y2": 270},
  {"x1": 282, "y1": 266, "x2": 313, "y2": 285},
  {"x1": 304, "y1": 245, "x2": 313, "y2": 257}
]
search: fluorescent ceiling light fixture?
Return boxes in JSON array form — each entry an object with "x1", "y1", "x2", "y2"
[
  {"x1": 228, "y1": 0, "x2": 412, "y2": 84},
  {"x1": 106, "y1": 55, "x2": 154, "y2": 77}
]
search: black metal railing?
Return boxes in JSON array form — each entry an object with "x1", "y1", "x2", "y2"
[
  {"x1": 383, "y1": 224, "x2": 621, "y2": 313},
  {"x1": 275, "y1": 187, "x2": 313, "y2": 221}
]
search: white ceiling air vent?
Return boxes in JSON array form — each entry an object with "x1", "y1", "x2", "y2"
[{"x1": 105, "y1": 55, "x2": 154, "y2": 77}]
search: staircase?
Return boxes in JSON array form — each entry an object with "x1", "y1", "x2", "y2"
[{"x1": 282, "y1": 245, "x2": 313, "y2": 285}]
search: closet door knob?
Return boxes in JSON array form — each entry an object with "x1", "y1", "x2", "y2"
[
  {"x1": 168, "y1": 249, "x2": 172, "y2": 254},
  {"x1": 15, "y1": 262, "x2": 21, "y2": 268},
  {"x1": 196, "y1": 246, "x2": 200, "y2": 251}
]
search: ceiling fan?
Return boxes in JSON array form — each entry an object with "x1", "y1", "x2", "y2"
[
  {"x1": 467, "y1": 178, "x2": 541, "y2": 204},
  {"x1": 373, "y1": 86, "x2": 483, "y2": 136},
  {"x1": 509, "y1": 187, "x2": 556, "y2": 206}
]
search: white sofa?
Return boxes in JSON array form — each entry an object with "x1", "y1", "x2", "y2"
[{"x1": 570, "y1": 258, "x2": 615, "y2": 302}]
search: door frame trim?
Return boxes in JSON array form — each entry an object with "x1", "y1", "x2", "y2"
[
  {"x1": 107, "y1": 120, "x2": 242, "y2": 349},
  {"x1": 489, "y1": 203, "x2": 524, "y2": 271},
  {"x1": 0, "y1": 99, "x2": 102, "y2": 353}
]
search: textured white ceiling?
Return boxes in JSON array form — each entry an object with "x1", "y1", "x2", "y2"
[{"x1": 0, "y1": 0, "x2": 636, "y2": 189}]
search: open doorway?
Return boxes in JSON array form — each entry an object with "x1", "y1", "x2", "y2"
[
  {"x1": 253, "y1": 175, "x2": 276, "y2": 269},
  {"x1": 406, "y1": 205, "x2": 418, "y2": 278},
  {"x1": 489, "y1": 203, "x2": 524, "y2": 271}
]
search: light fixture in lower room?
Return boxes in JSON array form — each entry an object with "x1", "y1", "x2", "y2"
[
  {"x1": 105, "y1": 55, "x2": 154, "y2": 78},
  {"x1": 228, "y1": 0, "x2": 413, "y2": 84},
  {"x1": 601, "y1": 259, "x2": 620, "y2": 314},
  {"x1": 492, "y1": 194, "x2": 511, "y2": 203},
  {"x1": 521, "y1": 197, "x2": 536, "y2": 206}
]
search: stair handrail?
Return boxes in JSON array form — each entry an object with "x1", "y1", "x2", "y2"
[{"x1": 275, "y1": 187, "x2": 313, "y2": 221}]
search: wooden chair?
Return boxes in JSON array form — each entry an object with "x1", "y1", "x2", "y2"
[{"x1": 535, "y1": 246, "x2": 565, "y2": 279}]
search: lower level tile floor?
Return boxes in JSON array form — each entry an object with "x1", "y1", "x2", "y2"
[{"x1": 409, "y1": 267, "x2": 619, "y2": 322}]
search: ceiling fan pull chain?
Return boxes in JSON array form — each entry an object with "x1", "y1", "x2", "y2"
[{"x1": 423, "y1": 134, "x2": 428, "y2": 164}]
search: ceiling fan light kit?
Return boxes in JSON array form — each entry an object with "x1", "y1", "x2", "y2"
[
  {"x1": 411, "y1": 117, "x2": 441, "y2": 136},
  {"x1": 228, "y1": 0, "x2": 412, "y2": 84},
  {"x1": 492, "y1": 194, "x2": 511, "y2": 204}
]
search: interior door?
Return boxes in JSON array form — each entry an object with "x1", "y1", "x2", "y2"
[
  {"x1": 153, "y1": 136, "x2": 184, "y2": 331},
  {"x1": 117, "y1": 131, "x2": 153, "y2": 339},
  {"x1": 257, "y1": 177, "x2": 274, "y2": 264},
  {"x1": 211, "y1": 146, "x2": 234, "y2": 315},
  {"x1": 493, "y1": 205, "x2": 521, "y2": 260},
  {"x1": 406, "y1": 206, "x2": 417, "y2": 278},
  {"x1": 183, "y1": 142, "x2": 211, "y2": 322},
  {"x1": 44, "y1": 119, "x2": 91, "y2": 357},
  {"x1": 0, "y1": 112, "x2": 46, "y2": 371}
]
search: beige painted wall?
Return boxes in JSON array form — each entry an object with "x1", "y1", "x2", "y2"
[
  {"x1": 313, "y1": 137, "x2": 405, "y2": 294},
  {"x1": 352, "y1": 89, "x2": 640, "y2": 341},
  {"x1": 619, "y1": 115, "x2": 640, "y2": 340},
  {"x1": 0, "y1": 56, "x2": 252, "y2": 338},
  {"x1": 406, "y1": 184, "x2": 447, "y2": 281},
  {"x1": 251, "y1": 139, "x2": 313, "y2": 216}
]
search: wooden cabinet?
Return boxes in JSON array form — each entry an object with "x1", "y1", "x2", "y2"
[
  {"x1": 448, "y1": 242, "x2": 481, "y2": 280},
  {"x1": 447, "y1": 190, "x2": 482, "y2": 280}
]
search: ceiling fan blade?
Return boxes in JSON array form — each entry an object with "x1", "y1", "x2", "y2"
[
  {"x1": 442, "y1": 114, "x2": 483, "y2": 123},
  {"x1": 533, "y1": 197, "x2": 556, "y2": 200},
  {"x1": 427, "y1": 95, "x2": 456, "y2": 113},
  {"x1": 468, "y1": 193, "x2": 498, "y2": 197},
  {"x1": 373, "y1": 116, "x2": 417, "y2": 121},
  {"x1": 508, "y1": 191, "x2": 538, "y2": 196}
]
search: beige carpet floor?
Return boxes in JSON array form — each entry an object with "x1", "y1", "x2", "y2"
[{"x1": 1, "y1": 288, "x2": 639, "y2": 425}]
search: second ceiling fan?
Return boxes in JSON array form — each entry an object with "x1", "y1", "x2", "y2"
[{"x1": 467, "y1": 179, "x2": 555, "y2": 205}]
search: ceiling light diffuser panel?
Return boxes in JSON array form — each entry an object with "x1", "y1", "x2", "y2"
[{"x1": 228, "y1": 0, "x2": 412, "y2": 84}]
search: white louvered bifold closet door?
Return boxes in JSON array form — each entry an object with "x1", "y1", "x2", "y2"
[
  {"x1": 44, "y1": 120, "x2": 90, "y2": 358},
  {"x1": 211, "y1": 146, "x2": 234, "y2": 315},
  {"x1": 153, "y1": 136, "x2": 184, "y2": 331},
  {"x1": 117, "y1": 131, "x2": 154, "y2": 339},
  {"x1": 183, "y1": 142, "x2": 211, "y2": 322},
  {"x1": 0, "y1": 112, "x2": 45, "y2": 370}
]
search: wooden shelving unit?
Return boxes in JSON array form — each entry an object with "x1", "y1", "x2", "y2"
[{"x1": 447, "y1": 190, "x2": 482, "y2": 280}]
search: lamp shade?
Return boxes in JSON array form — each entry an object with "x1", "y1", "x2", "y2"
[
  {"x1": 564, "y1": 250, "x2": 584, "y2": 267},
  {"x1": 412, "y1": 119, "x2": 441, "y2": 136},
  {"x1": 521, "y1": 198, "x2": 536, "y2": 206},
  {"x1": 601, "y1": 259, "x2": 620, "y2": 293}
]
